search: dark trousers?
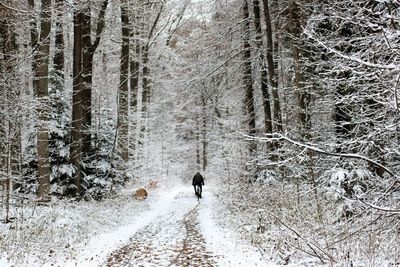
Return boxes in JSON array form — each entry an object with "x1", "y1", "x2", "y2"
[{"x1": 193, "y1": 184, "x2": 202, "y2": 196}]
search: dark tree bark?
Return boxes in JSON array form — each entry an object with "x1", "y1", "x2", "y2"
[
  {"x1": 28, "y1": 0, "x2": 38, "y2": 95},
  {"x1": 130, "y1": 33, "x2": 140, "y2": 113},
  {"x1": 71, "y1": 7, "x2": 83, "y2": 196},
  {"x1": 0, "y1": 7, "x2": 10, "y2": 179},
  {"x1": 53, "y1": 0, "x2": 64, "y2": 80},
  {"x1": 118, "y1": 0, "x2": 130, "y2": 162},
  {"x1": 289, "y1": 0, "x2": 311, "y2": 140},
  {"x1": 129, "y1": 15, "x2": 140, "y2": 161},
  {"x1": 262, "y1": 0, "x2": 283, "y2": 132},
  {"x1": 81, "y1": 1, "x2": 109, "y2": 156},
  {"x1": 141, "y1": 4, "x2": 163, "y2": 115},
  {"x1": 142, "y1": 49, "x2": 150, "y2": 114},
  {"x1": 253, "y1": 0, "x2": 273, "y2": 134},
  {"x1": 81, "y1": 8, "x2": 93, "y2": 156},
  {"x1": 0, "y1": 4, "x2": 21, "y2": 196},
  {"x1": 31, "y1": 0, "x2": 52, "y2": 199},
  {"x1": 242, "y1": 0, "x2": 257, "y2": 155},
  {"x1": 196, "y1": 112, "x2": 201, "y2": 170},
  {"x1": 139, "y1": 3, "x2": 164, "y2": 151},
  {"x1": 201, "y1": 95, "x2": 208, "y2": 172},
  {"x1": 68, "y1": 1, "x2": 108, "y2": 192}
]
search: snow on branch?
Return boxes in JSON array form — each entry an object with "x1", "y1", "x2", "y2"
[
  {"x1": 358, "y1": 198, "x2": 400, "y2": 214},
  {"x1": 242, "y1": 132, "x2": 400, "y2": 213},
  {"x1": 304, "y1": 28, "x2": 400, "y2": 71},
  {"x1": 0, "y1": 2, "x2": 28, "y2": 13},
  {"x1": 241, "y1": 132, "x2": 396, "y2": 177}
]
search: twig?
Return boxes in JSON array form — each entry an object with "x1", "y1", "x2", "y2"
[
  {"x1": 304, "y1": 28, "x2": 400, "y2": 71},
  {"x1": 265, "y1": 211, "x2": 336, "y2": 263}
]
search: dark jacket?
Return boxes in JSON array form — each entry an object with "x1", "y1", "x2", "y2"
[{"x1": 192, "y1": 172, "x2": 204, "y2": 186}]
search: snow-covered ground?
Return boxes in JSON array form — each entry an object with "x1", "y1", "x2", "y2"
[
  {"x1": 1, "y1": 184, "x2": 293, "y2": 267},
  {"x1": 198, "y1": 192, "x2": 282, "y2": 267}
]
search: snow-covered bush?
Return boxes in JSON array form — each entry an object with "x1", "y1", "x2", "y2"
[{"x1": 326, "y1": 167, "x2": 370, "y2": 198}]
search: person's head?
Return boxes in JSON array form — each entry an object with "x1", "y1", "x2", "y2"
[{"x1": 196, "y1": 172, "x2": 200, "y2": 175}]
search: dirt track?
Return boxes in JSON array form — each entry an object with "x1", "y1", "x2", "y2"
[{"x1": 105, "y1": 193, "x2": 216, "y2": 267}]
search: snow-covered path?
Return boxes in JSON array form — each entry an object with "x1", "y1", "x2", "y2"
[
  {"x1": 61, "y1": 186, "x2": 279, "y2": 267},
  {"x1": 106, "y1": 191, "x2": 216, "y2": 266}
]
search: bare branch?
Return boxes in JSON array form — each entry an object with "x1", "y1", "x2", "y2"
[
  {"x1": 242, "y1": 133, "x2": 396, "y2": 177},
  {"x1": 304, "y1": 28, "x2": 400, "y2": 71},
  {"x1": 0, "y1": 2, "x2": 28, "y2": 13}
]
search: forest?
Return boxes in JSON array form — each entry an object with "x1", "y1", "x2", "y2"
[{"x1": 0, "y1": 0, "x2": 399, "y2": 266}]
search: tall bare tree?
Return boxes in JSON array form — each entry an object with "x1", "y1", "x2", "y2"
[
  {"x1": 242, "y1": 0, "x2": 256, "y2": 155},
  {"x1": 29, "y1": 0, "x2": 52, "y2": 199},
  {"x1": 289, "y1": 0, "x2": 310, "y2": 139},
  {"x1": 0, "y1": 2, "x2": 21, "y2": 220},
  {"x1": 71, "y1": 4, "x2": 83, "y2": 196},
  {"x1": 81, "y1": 0, "x2": 108, "y2": 155},
  {"x1": 53, "y1": 0, "x2": 64, "y2": 80},
  {"x1": 141, "y1": 3, "x2": 164, "y2": 117},
  {"x1": 0, "y1": 5, "x2": 13, "y2": 183},
  {"x1": 129, "y1": 9, "x2": 140, "y2": 162},
  {"x1": 118, "y1": 0, "x2": 130, "y2": 162},
  {"x1": 139, "y1": 2, "x2": 164, "y2": 156},
  {"x1": 253, "y1": 0, "x2": 273, "y2": 133},
  {"x1": 70, "y1": 1, "x2": 108, "y2": 195},
  {"x1": 262, "y1": 0, "x2": 282, "y2": 132},
  {"x1": 195, "y1": 112, "x2": 201, "y2": 170},
  {"x1": 201, "y1": 95, "x2": 208, "y2": 172}
]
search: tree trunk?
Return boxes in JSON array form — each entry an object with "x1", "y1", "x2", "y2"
[
  {"x1": 69, "y1": 1, "x2": 108, "y2": 189},
  {"x1": 34, "y1": 0, "x2": 52, "y2": 200},
  {"x1": 81, "y1": 1, "x2": 109, "y2": 156},
  {"x1": 242, "y1": 0, "x2": 256, "y2": 155},
  {"x1": 138, "y1": 44, "x2": 149, "y2": 153},
  {"x1": 11, "y1": 123, "x2": 22, "y2": 191},
  {"x1": 201, "y1": 96, "x2": 208, "y2": 172},
  {"x1": 142, "y1": 2, "x2": 164, "y2": 108},
  {"x1": 253, "y1": 0, "x2": 273, "y2": 134},
  {"x1": 0, "y1": 7, "x2": 11, "y2": 182},
  {"x1": 262, "y1": 0, "x2": 282, "y2": 132},
  {"x1": 5, "y1": 135, "x2": 11, "y2": 223},
  {"x1": 289, "y1": 0, "x2": 311, "y2": 140},
  {"x1": 0, "y1": 4, "x2": 21, "y2": 195},
  {"x1": 118, "y1": 0, "x2": 130, "y2": 162},
  {"x1": 0, "y1": 15, "x2": 6, "y2": 195},
  {"x1": 142, "y1": 46, "x2": 150, "y2": 115},
  {"x1": 82, "y1": 8, "x2": 93, "y2": 155},
  {"x1": 53, "y1": 0, "x2": 64, "y2": 80},
  {"x1": 71, "y1": 7, "x2": 84, "y2": 196},
  {"x1": 196, "y1": 113, "x2": 201, "y2": 170},
  {"x1": 140, "y1": 3, "x2": 163, "y2": 143},
  {"x1": 129, "y1": 22, "x2": 140, "y2": 161}
]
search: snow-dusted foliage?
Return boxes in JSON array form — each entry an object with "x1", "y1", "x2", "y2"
[
  {"x1": 1, "y1": 0, "x2": 400, "y2": 265},
  {"x1": 48, "y1": 75, "x2": 74, "y2": 196},
  {"x1": 193, "y1": 0, "x2": 400, "y2": 265},
  {"x1": 22, "y1": 77, "x2": 74, "y2": 196},
  {"x1": 81, "y1": 107, "x2": 122, "y2": 200}
]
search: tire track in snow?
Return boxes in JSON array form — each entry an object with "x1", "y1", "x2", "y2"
[
  {"x1": 105, "y1": 192, "x2": 216, "y2": 267},
  {"x1": 169, "y1": 204, "x2": 216, "y2": 267}
]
